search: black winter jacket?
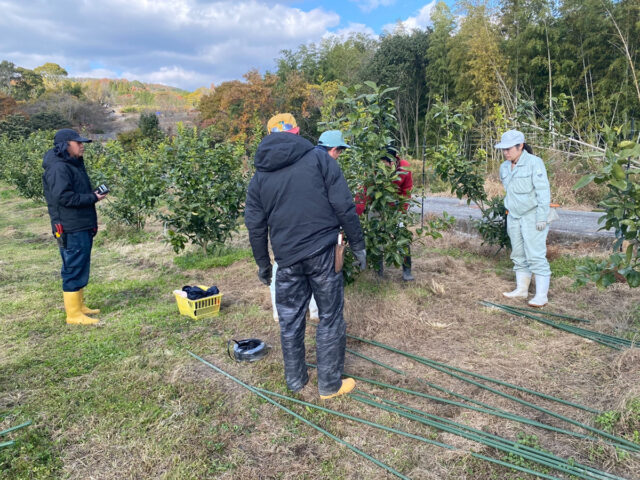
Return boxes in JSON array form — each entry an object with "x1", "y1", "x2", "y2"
[
  {"x1": 42, "y1": 148, "x2": 98, "y2": 233},
  {"x1": 245, "y1": 132, "x2": 364, "y2": 269}
]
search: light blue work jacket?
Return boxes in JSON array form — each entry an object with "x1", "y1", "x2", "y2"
[{"x1": 499, "y1": 151, "x2": 550, "y2": 222}]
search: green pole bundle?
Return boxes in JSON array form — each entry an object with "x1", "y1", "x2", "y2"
[
  {"x1": 187, "y1": 351, "x2": 410, "y2": 480},
  {"x1": 352, "y1": 392, "x2": 626, "y2": 480},
  {"x1": 501, "y1": 304, "x2": 592, "y2": 323},
  {"x1": 481, "y1": 301, "x2": 635, "y2": 350},
  {"x1": 344, "y1": 330, "x2": 599, "y2": 413},
  {"x1": 340, "y1": 351, "x2": 610, "y2": 445},
  {"x1": 343, "y1": 333, "x2": 640, "y2": 452},
  {"x1": 257, "y1": 387, "x2": 569, "y2": 480}
]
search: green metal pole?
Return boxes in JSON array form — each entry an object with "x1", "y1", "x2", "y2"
[{"x1": 187, "y1": 351, "x2": 410, "y2": 480}]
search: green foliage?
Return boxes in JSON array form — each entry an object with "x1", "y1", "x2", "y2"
[
  {"x1": 121, "y1": 106, "x2": 140, "y2": 113},
  {"x1": 326, "y1": 82, "x2": 449, "y2": 282},
  {"x1": 474, "y1": 196, "x2": 511, "y2": 250},
  {"x1": 159, "y1": 125, "x2": 247, "y2": 253},
  {"x1": 11, "y1": 67, "x2": 45, "y2": 101},
  {"x1": 0, "y1": 425, "x2": 63, "y2": 478},
  {"x1": 575, "y1": 132, "x2": 640, "y2": 287},
  {"x1": 0, "y1": 60, "x2": 19, "y2": 95},
  {"x1": 138, "y1": 112, "x2": 162, "y2": 139},
  {"x1": 549, "y1": 255, "x2": 590, "y2": 278},
  {"x1": 364, "y1": 29, "x2": 430, "y2": 153},
  {"x1": 428, "y1": 101, "x2": 483, "y2": 201},
  {"x1": 595, "y1": 398, "x2": 640, "y2": 444},
  {"x1": 0, "y1": 129, "x2": 51, "y2": 201},
  {"x1": 85, "y1": 140, "x2": 165, "y2": 230},
  {"x1": 427, "y1": 99, "x2": 509, "y2": 250},
  {"x1": 0, "y1": 111, "x2": 70, "y2": 141},
  {"x1": 28, "y1": 111, "x2": 71, "y2": 131},
  {"x1": 0, "y1": 114, "x2": 32, "y2": 140},
  {"x1": 502, "y1": 432, "x2": 551, "y2": 476},
  {"x1": 116, "y1": 129, "x2": 145, "y2": 152}
]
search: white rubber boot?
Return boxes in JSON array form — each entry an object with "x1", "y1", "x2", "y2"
[
  {"x1": 503, "y1": 271, "x2": 531, "y2": 298},
  {"x1": 309, "y1": 296, "x2": 319, "y2": 321},
  {"x1": 528, "y1": 275, "x2": 550, "y2": 307},
  {"x1": 270, "y1": 265, "x2": 279, "y2": 322}
]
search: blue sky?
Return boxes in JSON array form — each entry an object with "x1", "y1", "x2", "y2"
[{"x1": 0, "y1": 0, "x2": 453, "y2": 91}]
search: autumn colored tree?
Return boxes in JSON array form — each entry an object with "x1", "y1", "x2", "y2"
[
  {"x1": 0, "y1": 93, "x2": 18, "y2": 119},
  {"x1": 198, "y1": 69, "x2": 276, "y2": 144}
]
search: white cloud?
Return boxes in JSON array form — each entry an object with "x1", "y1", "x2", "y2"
[
  {"x1": 0, "y1": 0, "x2": 341, "y2": 90},
  {"x1": 382, "y1": 1, "x2": 437, "y2": 33},
  {"x1": 328, "y1": 22, "x2": 377, "y2": 39},
  {"x1": 350, "y1": 0, "x2": 396, "y2": 13},
  {"x1": 121, "y1": 66, "x2": 211, "y2": 89}
]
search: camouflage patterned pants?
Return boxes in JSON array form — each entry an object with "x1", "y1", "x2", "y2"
[{"x1": 275, "y1": 245, "x2": 345, "y2": 395}]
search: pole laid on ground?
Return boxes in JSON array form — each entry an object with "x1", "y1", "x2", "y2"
[{"x1": 187, "y1": 351, "x2": 410, "y2": 480}]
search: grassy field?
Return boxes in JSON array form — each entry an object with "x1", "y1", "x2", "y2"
[{"x1": 1, "y1": 184, "x2": 639, "y2": 479}]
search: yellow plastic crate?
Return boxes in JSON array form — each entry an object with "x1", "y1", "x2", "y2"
[{"x1": 174, "y1": 285, "x2": 223, "y2": 319}]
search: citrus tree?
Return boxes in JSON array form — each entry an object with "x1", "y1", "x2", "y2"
[
  {"x1": 0, "y1": 129, "x2": 50, "y2": 202},
  {"x1": 326, "y1": 82, "x2": 450, "y2": 281},
  {"x1": 159, "y1": 124, "x2": 247, "y2": 253},
  {"x1": 85, "y1": 140, "x2": 165, "y2": 230},
  {"x1": 426, "y1": 99, "x2": 510, "y2": 250},
  {"x1": 575, "y1": 133, "x2": 640, "y2": 287}
]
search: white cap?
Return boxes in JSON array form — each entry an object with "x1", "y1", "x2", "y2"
[{"x1": 494, "y1": 130, "x2": 525, "y2": 149}]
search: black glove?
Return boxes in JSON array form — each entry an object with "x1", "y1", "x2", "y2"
[
  {"x1": 353, "y1": 249, "x2": 367, "y2": 271},
  {"x1": 257, "y1": 264, "x2": 272, "y2": 286}
]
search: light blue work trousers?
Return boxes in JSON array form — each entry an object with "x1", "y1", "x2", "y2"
[{"x1": 507, "y1": 211, "x2": 551, "y2": 276}]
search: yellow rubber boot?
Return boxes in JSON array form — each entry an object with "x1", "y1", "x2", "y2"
[
  {"x1": 79, "y1": 288, "x2": 100, "y2": 315},
  {"x1": 63, "y1": 291, "x2": 99, "y2": 325},
  {"x1": 320, "y1": 378, "x2": 356, "y2": 400}
]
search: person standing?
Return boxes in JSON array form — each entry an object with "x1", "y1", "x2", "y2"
[
  {"x1": 42, "y1": 129, "x2": 108, "y2": 325},
  {"x1": 317, "y1": 130, "x2": 350, "y2": 160},
  {"x1": 355, "y1": 146, "x2": 415, "y2": 281},
  {"x1": 269, "y1": 130, "x2": 350, "y2": 323},
  {"x1": 495, "y1": 130, "x2": 551, "y2": 307},
  {"x1": 245, "y1": 114, "x2": 366, "y2": 399}
]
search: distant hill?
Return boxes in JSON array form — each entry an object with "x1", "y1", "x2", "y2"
[{"x1": 75, "y1": 78, "x2": 210, "y2": 113}]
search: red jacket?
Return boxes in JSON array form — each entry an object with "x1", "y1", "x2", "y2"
[{"x1": 355, "y1": 158, "x2": 413, "y2": 215}]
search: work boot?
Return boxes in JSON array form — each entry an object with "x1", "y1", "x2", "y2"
[
  {"x1": 503, "y1": 271, "x2": 531, "y2": 298},
  {"x1": 402, "y1": 265, "x2": 414, "y2": 282},
  {"x1": 320, "y1": 378, "x2": 356, "y2": 400},
  {"x1": 79, "y1": 288, "x2": 100, "y2": 315},
  {"x1": 528, "y1": 275, "x2": 550, "y2": 307},
  {"x1": 63, "y1": 291, "x2": 99, "y2": 325}
]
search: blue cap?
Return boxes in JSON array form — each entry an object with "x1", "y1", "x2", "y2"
[
  {"x1": 54, "y1": 128, "x2": 92, "y2": 144},
  {"x1": 318, "y1": 130, "x2": 350, "y2": 149},
  {"x1": 494, "y1": 129, "x2": 524, "y2": 149}
]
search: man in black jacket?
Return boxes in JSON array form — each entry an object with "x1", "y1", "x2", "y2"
[
  {"x1": 245, "y1": 113, "x2": 366, "y2": 399},
  {"x1": 42, "y1": 129, "x2": 108, "y2": 325}
]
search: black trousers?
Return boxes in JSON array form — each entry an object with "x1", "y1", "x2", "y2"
[{"x1": 275, "y1": 245, "x2": 345, "y2": 395}]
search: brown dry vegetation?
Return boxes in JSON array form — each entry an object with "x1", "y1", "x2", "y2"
[{"x1": 1, "y1": 188, "x2": 639, "y2": 480}]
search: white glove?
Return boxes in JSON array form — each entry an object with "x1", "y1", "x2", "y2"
[{"x1": 536, "y1": 221, "x2": 547, "y2": 231}]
